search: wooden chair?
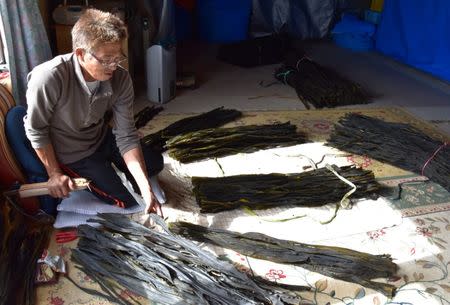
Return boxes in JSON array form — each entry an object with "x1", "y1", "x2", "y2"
[{"x1": 0, "y1": 84, "x2": 39, "y2": 213}]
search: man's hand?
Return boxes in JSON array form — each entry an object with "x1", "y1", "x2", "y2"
[
  {"x1": 47, "y1": 172, "x2": 75, "y2": 198},
  {"x1": 34, "y1": 144, "x2": 75, "y2": 198},
  {"x1": 123, "y1": 147, "x2": 164, "y2": 218},
  {"x1": 144, "y1": 190, "x2": 164, "y2": 218}
]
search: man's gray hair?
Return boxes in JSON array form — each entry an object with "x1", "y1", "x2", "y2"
[{"x1": 72, "y1": 8, "x2": 127, "y2": 52}]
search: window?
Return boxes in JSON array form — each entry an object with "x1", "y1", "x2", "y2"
[
  {"x1": 0, "y1": 34, "x2": 5, "y2": 64},
  {"x1": 0, "y1": 13, "x2": 8, "y2": 71}
]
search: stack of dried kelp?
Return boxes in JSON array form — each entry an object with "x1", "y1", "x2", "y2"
[
  {"x1": 166, "y1": 122, "x2": 307, "y2": 163},
  {"x1": 192, "y1": 165, "x2": 379, "y2": 213},
  {"x1": 134, "y1": 105, "x2": 163, "y2": 129},
  {"x1": 0, "y1": 195, "x2": 53, "y2": 305},
  {"x1": 170, "y1": 222, "x2": 398, "y2": 297},
  {"x1": 327, "y1": 113, "x2": 450, "y2": 191},
  {"x1": 72, "y1": 214, "x2": 306, "y2": 305},
  {"x1": 141, "y1": 107, "x2": 242, "y2": 151},
  {"x1": 275, "y1": 52, "x2": 370, "y2": 109}
]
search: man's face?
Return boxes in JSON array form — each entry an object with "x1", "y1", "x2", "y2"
[{"x1": 78, "y1": 42, "x2": 126, "y2": 81}]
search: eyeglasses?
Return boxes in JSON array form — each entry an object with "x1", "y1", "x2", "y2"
[{"x1": 88, "y1": 51, "x2": 127, "y2": 68}]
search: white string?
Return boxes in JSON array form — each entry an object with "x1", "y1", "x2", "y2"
[{"x1": 324, "y1": 163, "x2": 356, "y2": 209}]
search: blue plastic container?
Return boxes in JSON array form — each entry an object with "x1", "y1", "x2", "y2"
[
  {"x1": 364, "y1": 9, "x2": 382, "y2": 24},
  {"x1": 331, "y1": 14, "x2": 376, "y2": 51},
  {"x1": 197, "y1": 0, "x2": 252, "y2": 43},
  {"x1": 332, "y1": 33, "x2": 374, "y2": 51}
]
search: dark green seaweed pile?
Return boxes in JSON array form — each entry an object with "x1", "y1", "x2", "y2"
[
  {"x1": 141, "y1": 107, "x2": 242, "y2": 151},
  {"x1": 192, "y1": 165, "x2": 380, "y2": 213},
  {"x1": 166, "y1": 122, "x2": 307, "y2": 163},
  {"x1": 327, "y1": 113, "x2": 450, "y2": 191},
  {"x1": 170, "y1": 221, "x2": 398, "y2": 297},
  {"x1": 72, "y1": 213, "x2": 307, "y2": 305},
  {"x1": 275, "y1": 53, "x2": 370, "y2": 109},
  {"x1": 1, "y1": 196, "x2": 53, "y2": 305}
]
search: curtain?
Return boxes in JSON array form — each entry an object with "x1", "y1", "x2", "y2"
[{"x1": 0, "y1": 0, "x2": 52, "y2": 106}]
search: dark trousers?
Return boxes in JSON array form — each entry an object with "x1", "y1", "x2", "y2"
[{"x1": 64, "y1": 130, "x2": 164, "y2": 208}]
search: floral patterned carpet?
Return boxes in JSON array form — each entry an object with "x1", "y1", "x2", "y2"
[{"x1": 36, "y1": 107, "x2": 450, "y2": 305}]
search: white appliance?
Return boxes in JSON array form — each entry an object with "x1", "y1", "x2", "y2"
[
  {"x1": 146, "y1": 45, "x2": 176, "y2": 104},
  {"x1": 145, "y1": 0, "x2": 176, "y2": 104}
]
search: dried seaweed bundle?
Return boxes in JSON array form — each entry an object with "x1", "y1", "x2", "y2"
[
  {"x1": 166, "y1": 122, "x2": 307, "y2": 163},
  {"x1": 274, "y1": 53, "x2": 370, "y2": 109},
  {"x1": 327, "y1": 113, "x2": 450, "y2": 191},
  {"x1": 72, "y1": 213, "x2": 306, "y2": 305},
  {"x1": 170, "y1": 222, "x2": 398, "y2": 297},
  {"x1": 141, "y1": 107, "x2": 242, "y2": 151},
  {"x1": 0, "y1": 196, "x2": 53, "y2": 305},
  {"x1": 193, "y1": 165, "x2": 379, "y2": 213},
  {"x1": 134, "y1": 105, "x2": 163, "y2": 129}
]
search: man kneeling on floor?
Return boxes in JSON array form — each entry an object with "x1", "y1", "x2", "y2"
[{"x1": 24, "y1": 8, "x2": 165, "y2": 216}]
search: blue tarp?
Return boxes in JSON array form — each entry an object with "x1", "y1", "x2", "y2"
[
  {"x1": 375, "y1": 0, "x2": 450, "y2": 82},
  {"x1": 250, "y1": 0, "x2": 341, "y2": 39}
]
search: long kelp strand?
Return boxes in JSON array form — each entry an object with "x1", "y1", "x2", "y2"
[
  {"x1": 170, "y1": 221, "x2": 398, "y2": 297},
  {"x1": 192, "y1": 165, "x2": 380, "y2": 213},
  {"x1": 134, "y1": 105, "x2": 164, "y2": 129},
  {"x1": 327, "y1": 113, "x2": 450, "y2": 191},
  {"x1": 141, "y1": 107, "x2": 242, "y2": 150},
  {"x1": 72, "y1": 213, "x2": 306, "y2": 305},
  {"x1": 166, "y1": 122, "x2": 307, "y2": 163}
]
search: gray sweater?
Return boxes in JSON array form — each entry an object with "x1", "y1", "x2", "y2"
[{"x1": 24, "y1": 53, "x2": 139, "y2": 164}]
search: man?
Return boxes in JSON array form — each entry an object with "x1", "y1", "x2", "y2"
[{"x1": 24, "y1": 8, "x2": 164, "y2": 216}]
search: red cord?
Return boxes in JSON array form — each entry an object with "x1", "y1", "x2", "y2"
[
  {"x1": 421, "y1": 142, "x2": 448, "y2": 176},
  {"x1": 59, "y1": 164, "x2": 126, "y2": 208}
]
